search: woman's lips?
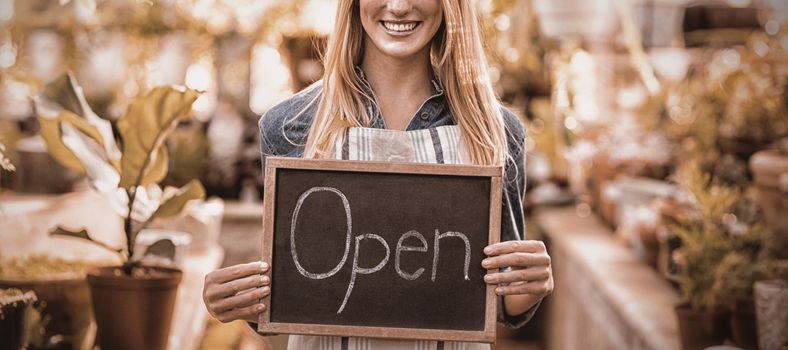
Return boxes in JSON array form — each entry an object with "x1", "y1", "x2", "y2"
[{"x1": 380, "y1": 21, "x2": 421, "y2": 34}]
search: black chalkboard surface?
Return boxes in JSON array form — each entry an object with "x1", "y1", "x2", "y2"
[{"x1": 258, "y1": 157, "x2": 502, "y2": 343}]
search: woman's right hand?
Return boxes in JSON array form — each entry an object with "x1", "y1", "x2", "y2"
[{"x1": 203, "y1": 261, "x2": 271, "y2": 323}]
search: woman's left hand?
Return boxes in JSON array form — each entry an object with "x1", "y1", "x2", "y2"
[{"x1": 482, "y1": 240, "x2": 554, "y2": 299}]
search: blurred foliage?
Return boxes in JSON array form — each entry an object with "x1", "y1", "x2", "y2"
[
  {"x1": 477, "y1": 0, "x2": 551, "y2": 102},
  {"x1": 713, "y1": 250, "x2": 788, "y2": 306},
  {"x1": 662, "y1": 34, "x2": 787, "y2": 176},
  {"x1": 670, "y1": 159, "x2": 782, "y2": 311},
  {"x1": 34, "y1": 73, "x2": 205, "y2": 271}
]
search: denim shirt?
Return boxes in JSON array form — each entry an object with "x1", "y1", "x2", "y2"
[{"x1": 257, "y1": 70, "x2": 538, "y2": 328}]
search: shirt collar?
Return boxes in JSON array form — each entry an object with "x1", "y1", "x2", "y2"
[
  {"x1": 353, "y1": 66, "x2": 446, "y2": 126},
  {"x1": 354, "y1": 65, "x2": 444, "y2": 99}
]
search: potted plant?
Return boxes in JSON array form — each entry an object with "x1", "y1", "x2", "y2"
[
  {"x1": 669, "y1": 161, "x2": 739, "y2": 350},
  {"x1": 0, "y1": 288, "x2": 37, "y2": 349},
  {"x1": 710, "y1": 201, "x2": 788, "y2": 350},
  {"x1": 713, "y1": 251, "x2": 787, "y2": 350},
  {"x1": 34, "y1": 73, "x2": 205, "y2": 350},
  {"x1": 0, "y1": 255, "x2": 98, "y2": 350}
]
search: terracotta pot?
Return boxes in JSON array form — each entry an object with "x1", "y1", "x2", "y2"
[
  {"x1": 730, "y1": 299, "x2": 759, "y2": 350},
  {"x1": 754, "y1": 280, "x2": 788, "y2": 350},
  {"x1": 0, "y1": 289, "x2": 37, "y2": 349},
  {"x1": 87, "y1": 266, "x2": 182, "y2": 350},
  {"x1": 0, "y1": 273, "x2": 95, "y2": 350},
  {"x1": 749, "y1": 150, "x2": 788, "y2": 259},
  {"x1": 675, "y1": 304, "x2": 731, "y2": 350}
]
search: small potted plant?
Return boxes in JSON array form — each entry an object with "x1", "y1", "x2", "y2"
[
  {"x1": 713, "y1": 249, "x2": 787, "y2": 350},
  {"x1": 709, "y1": 190, "x2": 787, "y2": 350},
  {"x1": 0, "y1": 288, "x2": 37, "y2": 349},
  {"x1": 669, "y1": 161, "x2": 739, "y2": 350},
  {"x1": 34, "y1": 73, "x2": 205, "y2": 350}
]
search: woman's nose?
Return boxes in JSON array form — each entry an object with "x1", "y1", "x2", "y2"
[{"x1": 387, "y1": 0, "x2": 412, "y2": 17}]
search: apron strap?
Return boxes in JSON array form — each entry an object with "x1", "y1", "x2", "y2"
[{"x1": 341, "y1": 336, "x2": 349, "y2": 350}]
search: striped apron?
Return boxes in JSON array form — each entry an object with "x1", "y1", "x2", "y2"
[{"x1": 286, "y1": 126, "x2": 490, "y2": 350}]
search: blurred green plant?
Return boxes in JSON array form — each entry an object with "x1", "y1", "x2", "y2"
[
  {"x1": 670, "y1": 160, "x2": 741, "y2": 310},
  {"x1": 665, "y1": 34, "x2": 787, "y2": 169},
  {"x1": 33, "y1": 73, "x2": 205, "y2": 275},
  {"x1": 713, "y1": 249, "x2": 788, "y2": 307},
  {"x1": 671, "y1": 158, "x2": 787, "y2": 311}
]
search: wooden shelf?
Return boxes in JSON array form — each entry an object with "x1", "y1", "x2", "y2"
[{"x1": 533, "y1": 206, "x2": 680, "y2": 350}]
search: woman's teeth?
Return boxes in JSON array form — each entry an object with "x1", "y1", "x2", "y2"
[{"x1": 382, "y1": 22, "x2": 418, "y2": 32}]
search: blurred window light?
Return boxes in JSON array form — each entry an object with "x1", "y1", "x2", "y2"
[
  {"x1": 180, "y1": 0, "x2": 275, "y2": 35},
  {"x1": 721, "y1": 49, "x2": 741, "y2": 67},
  {"x1": 488, "y1": 66, "x2": 501, "y2": 83},
  {"x1": 0, "y1": 78, "x2": 33, "y2": 120},
  {"x1": 0, "y1": 0, "x2": 13, "y2": 22},
  {"x1": 617, "y1": 85, "x2": 646, "y2": 109},
  {"x1": 250, "y1": 44, "x2": 294, "y2": 115},
  {"x1": 648, "y1": 47, "x2": 690, "y2": 82},
  {"x1": 753, "y1": 41, "x2": 770, "y2": 56},
  {"x1": 73, "y1": 0, "x2": 97, "y2": 23},
  {"x1": 764, "y1": 20, "x2": 780, "y2": 35},
  {"x1": 568, "y1": 50, "x2": 599, "y2": 124},
  {"x1": 186, "y1": 59, "x2": 214, "y2": 92},
  {"x1": 504, "y1": 47, "x2": 520, "y2": 63},
  {"x1": 495, "y1": 14, "x2": 511, "y2": 32},
  {"x1": 0, "y1": 40, "x2": 16, "y2": 69},
  {"x1": 564, "y1": 116, "x2": 578, "y2": 130},
  {"x1": 78, "y1": 31, "x2": 126, "y2": 97},
  {"x1": 186, "y1": 55, "x2": 217, "y2": 121},
  {"x1": 300, "y1": 0, "x2": 338, "y2": 36},
  {"x1": 152, "y1": 34, "x2": 191, "y2": 86},
  {"x1": 28, "y1": 30, "x2": 64, "y2": 81},
  {"x1": 477, "y1": 0, "x2": 494, "y2": 14},
  {"x1": 533, "y1": 0, "x2": 618, "y2": 39}
]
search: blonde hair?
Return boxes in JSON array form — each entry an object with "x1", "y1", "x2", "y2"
[{"x1": 303, "y1": 0, "x2": 507, "y2": 166}]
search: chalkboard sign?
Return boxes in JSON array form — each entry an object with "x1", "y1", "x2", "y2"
[{"x1": 258, "y1": 157, "x2": 502, "y2": 343}]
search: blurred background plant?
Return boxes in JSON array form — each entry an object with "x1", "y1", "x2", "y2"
[{"x1": 669, "y1": 160, "x2": 742, "y2": 311}]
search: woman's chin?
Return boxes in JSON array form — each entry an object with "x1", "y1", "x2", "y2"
[{"x1": 373, "y1": 43, "x2": 429, "y2": 61}]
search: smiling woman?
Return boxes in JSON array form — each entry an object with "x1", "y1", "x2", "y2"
[
  {"x1": 202, "y1": 0, "x2": 555, "y2": 349},
  {"x1": 359, "y1": 0, "x2": 443, "y2": 58}
]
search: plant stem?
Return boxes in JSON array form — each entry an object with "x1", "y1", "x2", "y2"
[{"x1": 123, "y1": 187, "x2": 136, "y2": 275}]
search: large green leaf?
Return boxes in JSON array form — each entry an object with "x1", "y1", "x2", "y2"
[
  {"x1": 38, "y1": 116, "x2": 87, "y2": 174},
  {"x1": 36, "y1": 73, "x2": 122, "y2": 171},
  {"x1": 151, "y1": 179, "x2": 206, "y2": 219},
  {"x1": 117, "y1": 86, "x2": 200, "y2": 188}
]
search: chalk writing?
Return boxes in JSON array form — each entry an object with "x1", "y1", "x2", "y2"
[
  {"x1": 396, "y1": 231, "x2": 428, "y2": 280},
  {"x1": 431, "y1": 230, "x2": 471, "y2": 281},
  {"x1": 290, "y1": 187, "x2": 473, "y2": 313},
  {"x1": 339, "y1": 234, "x2": 390, "y2": 314},
  {"x1": 290, "y1": 187, "x2": 352, "y2": 279}
]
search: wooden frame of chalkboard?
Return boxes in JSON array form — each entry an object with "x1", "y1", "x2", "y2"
[{"x1": 258, "y1": 157, "x2": 503, "y2": 343}]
